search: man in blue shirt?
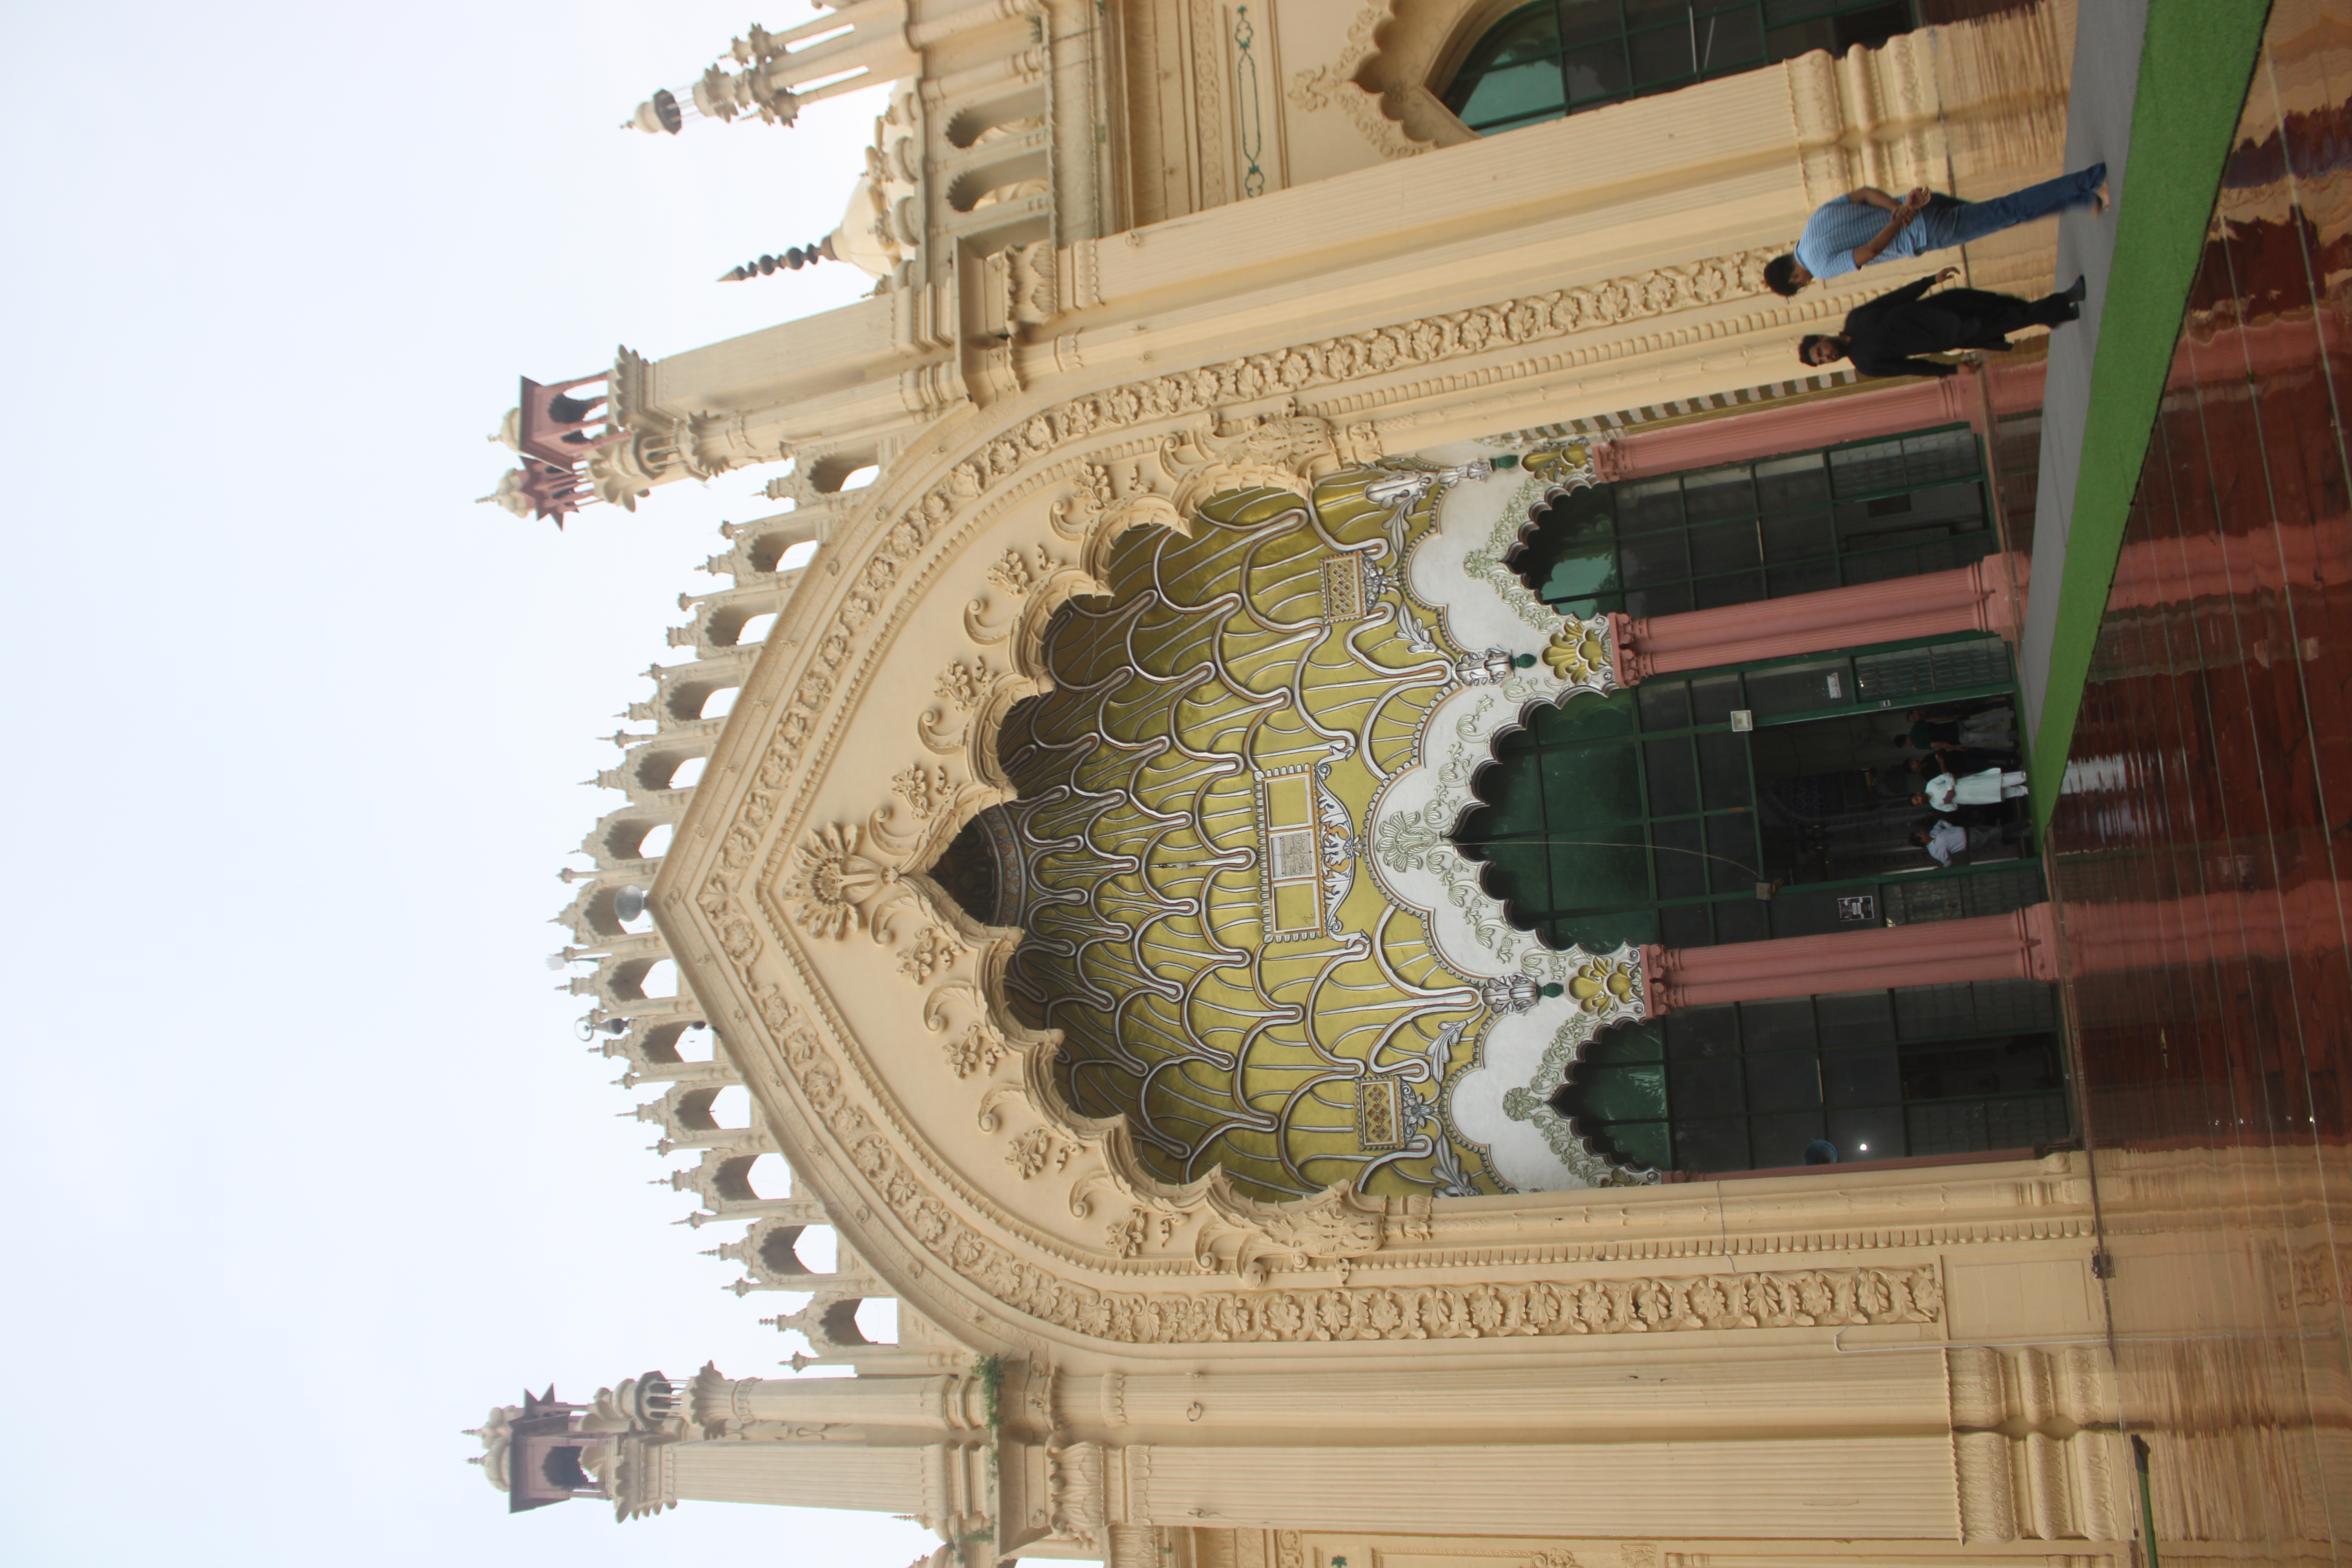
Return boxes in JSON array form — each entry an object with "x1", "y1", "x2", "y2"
[{"x1": 1763, "y1": 163, "x2": 2108, "y2": 296}]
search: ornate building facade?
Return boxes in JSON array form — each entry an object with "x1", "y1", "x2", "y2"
[{"x1": 470, "y1": 0, "x2": 2249, "y2": 1561}]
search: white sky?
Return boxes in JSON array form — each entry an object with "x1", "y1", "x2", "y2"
[{"x1": 0, "y1": 4, "x2": 974, "y2": 1564}]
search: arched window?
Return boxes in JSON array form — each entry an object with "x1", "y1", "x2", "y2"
[
  {"x1": 1551, "y1": 984, "x2": 2071, "y2": 1177},
  {"x1": 1441, "y1": 0, "x2": 1918, "y2": 135},
  {"x1": 1448, "y1": 656, "x2": 2040, "y2": 950}
]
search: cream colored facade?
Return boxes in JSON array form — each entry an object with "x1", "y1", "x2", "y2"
[{"x1": 470, "y1": 1, "x2": 2234, "y2": 1562}]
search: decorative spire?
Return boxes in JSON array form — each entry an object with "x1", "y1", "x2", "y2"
[{"x1": 719, "y1": 236, "x2": 837, "y2": 282}]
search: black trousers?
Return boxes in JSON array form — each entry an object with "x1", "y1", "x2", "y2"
[{"x1": 1936, "y1": 285, "x2": 2078, "y2": 341}]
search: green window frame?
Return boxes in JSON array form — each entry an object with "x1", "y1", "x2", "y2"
[
  {"x1": 1560, "y1": 978, "x2": 2071, "y2": 1176},
  {"x1": 1521, "y1": 425, "x2": 1994, "y2": 621},
  {"x1": 1443, "y1": 0, "x2": 1919, "y2": 136}
]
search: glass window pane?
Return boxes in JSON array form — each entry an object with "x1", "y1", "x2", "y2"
[
  {"x1": 1764, "y1": 0, "x2": 1844, "y2": 25},
  {"x1": 1696, "y1": 731, "x2": 1751, "y2": 810},
  {"x1": 1543, "y1": 737, "x2": 1643, "y2": 827},
  {"x1": 1457, "y1": 60, "x2": 1572, "y2": 129},
  {"x1": 1900, "y1": 428, "x2": 1982, "y2": 486},
  {"x1": 1618, "y1": 531, "x2": 1690, "y2": 587},
  {"x1": 1562, "y1": 40, "x2": 1635, "y2": 102},
  {"x1": 1548, "y1": 825, "x2": 1650, "y2": 907},
  {"x1": 1706, "y1": 812, "x2": 1761, "y2": 891},
  {"x1": 1688, "y1": 517, "x2": 1763, "y2": 570},
  {"x1": 1765, "y1": 18, "x2": 1840, "y2": 59},
  {"x1": 1666, "y1": 1005, "x2": 1741, "y2": 1059},
  {"x1": 1579, "y1": 1062, "x2": 1670, "y2": 1123},
  {"x1": 1826, "y1": 1102, "x2": 1906, "y2": 1161},
  {"x1": 1637, "y1": 681, "x2": 1691, "y2": 732},
  {"x1": 1670, "y1": 1056, "x2": 1746, "y2": 1116},
  {"x1": 1745, "y1": 1050, "x2": 1822, "y2": 1113},
  {"x1": 1896, "y1": 983, "x2": 1981, "y2": 1038},
  {"x1": 1689, "y1": 675, "x2": 1742, "y2": 726},
  {"x1": 1617, "y1": 477, "x2": 1687, "y2": 532},
  {"x1": 1660, "y1": 902, "x2": 1715, "y2": 947},
  {"x1": 1769, "y1": 560, "x2": 1842, "y2": 597},
  {"x1": 1740, "y1": 997, "x2": 1816, "y2": 1054},
  {"x1": 1627, "y1": 20, "x2": 1695, "y2": 87},
  {"x1": 1560, "y1": 0, "x2": 1630, "y2": 45},
  {"x1": 1682, "y1": 466, "x2": 1758, "y2": 522},
  {"x1": 1553, "y1": 907, "x2": 1657, "y2": 949},
  {"x1": 1643, "y1": 737, "x2": 1700, "y2": 817},
  {"x1": 1692, "y1": 568, "x2": 1766, "y2": 610},
  {"x1": 1755, "y1": 452, "x2": 1831, "y2": 510},
  {"x1": 1826, "y1": 437, "x2": 1912, "y2": 497},
  {"x1": 1742, "y1": 660, "x2": 1850, "y2": 718},
  {"x1": 1587, "y1": 1019, "x2": 1667, "y2": 1063},
  {"x1": 1651, "y1": 816, "x2": 1709, "y2": 900},
  {"x1": 1625, "y1": 582, "x2": 1693, "y2": 618},
  {"x1": 1815, "y1": 988, "x2": 1896, "y2": 1046},
  {"x1": 1673, "y1": 1116, "x2": 1750, "y2": 1174},
  {"x1": 1600, "y1": 1118, "x2": 1673, "y2": 1170},
  {"x1": 1971, "y1": 981, "x2": 2059, "y2": 1033},
  {"x1": 1822, "y1": 1044, "x2": 1902, "y2": 1104},
  {"x1": 1539, "y1": 688, "x2": 1639, "y2": 740},
  {"x1": 1540, "y1": 541, "x2": 1621, "y2": 604},
  {"x1": 1465, "y1": 755, "x2": 1548, "y2": 839},
  {"x1": 1712, "y1": 897, "x2": 1771, "y2": 944},
  {"x1": 1696, "y1": 6, "x2": 1765, "y2": 70},
  {"x1": 1760, "y1": 508, "x2": 1836, "y2": 561},
  {"x1": 1748, "y1": 1111, "x2": 1826, "y2": 1168}
]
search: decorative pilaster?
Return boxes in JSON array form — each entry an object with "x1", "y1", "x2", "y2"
[
  {"x1": 1059, "y1": 1357, "x2": 1947, "y2": 1433},
  {"x1": 669, "y1": 1441, "x2": 933, "y2": 1513},
  {"x1": 1120, "y1": 1438, "x2": 1958, "y2": 1538}
]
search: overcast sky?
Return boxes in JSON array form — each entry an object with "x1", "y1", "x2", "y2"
[{"x1": 0, "y1": 4, "x2": 971, "y2": 1563}]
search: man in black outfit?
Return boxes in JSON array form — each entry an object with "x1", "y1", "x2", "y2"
[{"x1": 1797, "y1": 268, "x2": 2087, "y2": 378}]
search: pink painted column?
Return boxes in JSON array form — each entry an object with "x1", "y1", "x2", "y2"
[
  {"x1": 1592, "y1": 365, "x2": 2048, "y2": 481},
  {"x1": 1638, "y1": 904, "x2": 2061, "y2": 1013},
  {"x1": 1608, "y1": 554, "x2": 2028, "y2": 682}
]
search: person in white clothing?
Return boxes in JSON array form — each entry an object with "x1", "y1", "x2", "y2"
[{"x1": 1912, "y1": 766, "x2": 2028, "y2": 811}]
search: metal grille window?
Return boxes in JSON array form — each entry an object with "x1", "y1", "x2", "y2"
[
  {"x1": 1517, "y1": 427, "x2": 1993, "y2": 620},
  {"x1": 1553, "y1": 980, "x2": 2069, "y2": 1174},
  {"x1": 1443, "y1": 0, "x2": 1918, "y2": 135}
]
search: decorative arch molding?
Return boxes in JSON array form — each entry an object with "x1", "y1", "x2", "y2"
[
  {"x1": 1286, "y1": 0, "x2": 1496, "y2": 160},
  {"x1": 648, "y1": 258, "x2": 2082, "y2": 1361}
]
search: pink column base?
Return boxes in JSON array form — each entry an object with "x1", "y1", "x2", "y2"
[{"x1": 1638, "y1": 904, "x2": 2060, "y2": 1014}]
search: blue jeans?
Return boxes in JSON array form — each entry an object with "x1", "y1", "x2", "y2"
[{"x1": 1913, "y1": 163, "x2": 2107, "y2": 250}]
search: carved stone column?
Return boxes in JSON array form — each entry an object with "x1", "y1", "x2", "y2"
[{"x1": 688, "y1": 1364, "x2": 984, "y2": 1435}]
